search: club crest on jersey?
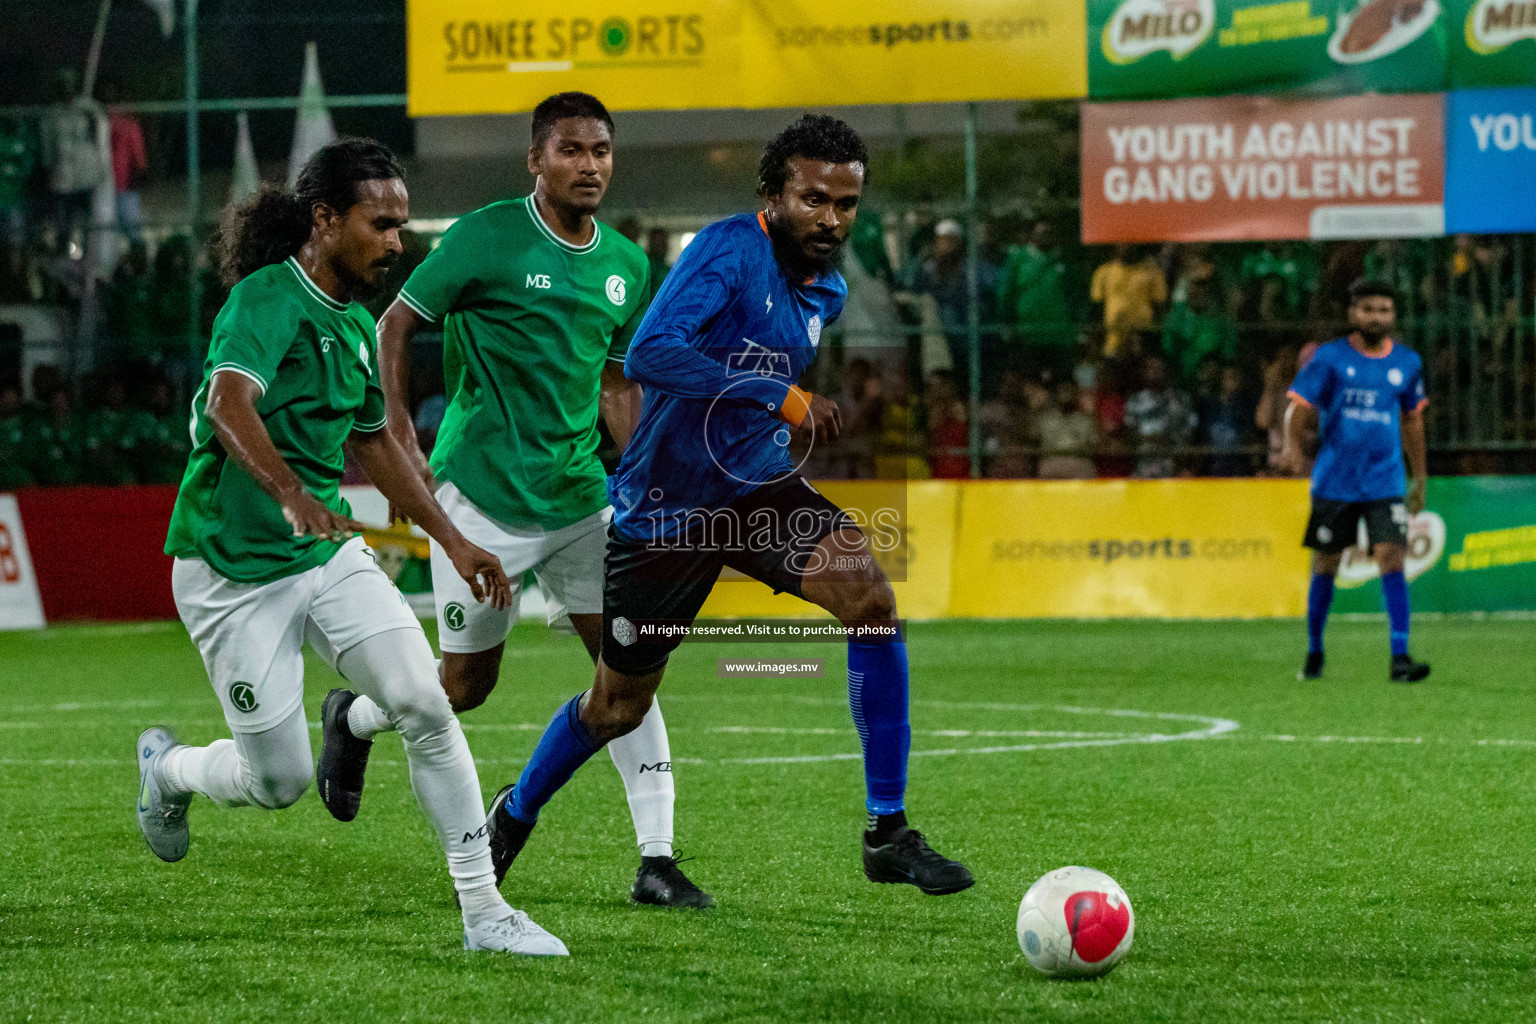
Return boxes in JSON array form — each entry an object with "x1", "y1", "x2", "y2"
[
  {"x1": 228, "y1": 681, "x2": 259, "y2": 714},
  {"x1": 808, "y1": 315, "x2": 822, "y2": 347},
  {"x1": 1387, "y1": 368, "x2": 1404, "y2": 386},
  {"x1": 606, "y1": 275, "x2": 627, "y2": 305}
]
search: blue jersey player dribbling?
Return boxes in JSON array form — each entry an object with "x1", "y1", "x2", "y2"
[
  {"x1": 1282, "y1": 278, "x2": 1431, "y2": 683},
  {"x1": 479, "y1": 115, "x2": 974, "y2": 915}
]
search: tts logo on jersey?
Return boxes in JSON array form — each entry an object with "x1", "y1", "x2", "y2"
[{"x1": 727, "y1": 338, "x2": 790, "y2": 379}]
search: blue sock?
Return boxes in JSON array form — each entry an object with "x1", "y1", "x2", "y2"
[
  {"x1": 1307, "y1": 573, "x2": 1335, "y2": 655},
  {"x1": 1382, "y1": 571, "x2": 1411, "y2": 657},
  {"x1": 505, "y1": 694, "x2": 601, "y2": 824},
  {"x1": 847, "y1": 639, "x2": 910, "y2": 816}
]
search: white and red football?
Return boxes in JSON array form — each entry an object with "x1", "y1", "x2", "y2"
[{"x1": 1016, "y1": 866, "x2": 1135, "y2": 978}]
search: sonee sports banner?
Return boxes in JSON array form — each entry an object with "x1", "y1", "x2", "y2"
[{"x1": 406, "y1": 0, "x2": 1085, "y2": 115}]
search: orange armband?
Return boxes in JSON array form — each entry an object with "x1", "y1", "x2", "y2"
[{"x1": 777, "y1": 385, "x2": 812, "y2": 427}]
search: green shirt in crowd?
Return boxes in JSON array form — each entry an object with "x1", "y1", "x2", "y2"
[
  {"x1": 397, "y1": 196, "x2": 650, "y2": 529},
  {"x1": 165, "y1": 257, "x2": 386, "y2": 584}
]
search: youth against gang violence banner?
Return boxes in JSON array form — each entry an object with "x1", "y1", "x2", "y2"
[
  {"x1": 1080, "y1": 93, "x2": 1445, "y2": 243},
  {"x1": 406, "y1": 0, "x2": 1085, "y2": 116},
  {"x1": 1445, "y1": 87, "x2": 1536, "y2": 233}
]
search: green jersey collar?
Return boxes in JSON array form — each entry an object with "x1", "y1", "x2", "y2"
[
  {"x1": 525, "y1": 195, "x2": 601, "y2": 254},
  {"x1": 285, "y1": 257, "x2": 351, "y2": 313}
]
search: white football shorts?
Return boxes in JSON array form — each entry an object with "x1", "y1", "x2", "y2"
[{"x1": 430, "y1": 481, "x2": 608, "y2": 654}]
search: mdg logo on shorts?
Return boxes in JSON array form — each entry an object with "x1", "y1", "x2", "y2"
[
  {"x1": 606, "y1": 275, "x2": 627, "y2": 305},
  {"x1": 444, "y1": 602, "x2": 466, "y2": 630},
  {"x1": 612, "y1": 616, "x2": 637, "y2": 647},
  {"x1": 228, "y1": 681, "x2": 259, "y2": 714}
]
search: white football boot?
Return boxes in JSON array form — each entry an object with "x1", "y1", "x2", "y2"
[
  {"x1": 136, "y1": 726, "x2": 191, "y2": 862},
  {"x1": 463, "y1": 909, "x2": 569, "y2": 956}
]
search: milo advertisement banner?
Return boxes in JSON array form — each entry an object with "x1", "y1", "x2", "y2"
[
  {"x1": 1332, "y1": 477, "x2": 1536, "y2": 613},
  {"x1": 1089, "y1": 0, "x2": 1448, "y2": 99},
  {"x1": 1450, "y1": 0, "x2": 1536, "y2": 86}
]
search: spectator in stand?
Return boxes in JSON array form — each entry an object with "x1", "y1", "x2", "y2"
[
  {"x1": 128, "y1": 376, "x2": 192, "y2": 484},
  {"x1": 875, "y1": 368, "x2": 923, "y2": 479},
  {"x1": 40, "y1": 71, "x2": 106, "y2": 256},
  {"x1": 83, "y1": 376, "x2": 136, "y2": 484},
  {"x1": 103, "y1": 81, "x2": 148, "y2": 247},
  {"x1": 1124, "y1": 354, "x2": 1196, "y2": 479},
  {"x1": 978, "y1": 368, "x2": 1033, "y2": 478},
  {"x1": 1090, "y1": 244, "x2": 1166, "y2": 359},
  {"x1": 899, "y1": 219, "x2": 998, "y2": 385},
  {"x1": 1090, "y1": 358, "x2": 1133, "y2": 477},
  {"x1": 1240, "y1": 242, "x2": 1317, "y2": 328},
  {"x1": 0, "y1": 381, "x2": 32, "y2": 489},
  {"x1": 924, "y1": 368, "x2": 970, "y2": 479},
  {"x1": 1033, "y1": 380, "x2": 1098, "y2": 480},
  {"x1": 105, "y1": 244, "x2": 155, "y2": 376},
  {"x1": 997, "y1": 221, "x2": 1075, "y2": 380},
  {"x1": 645, "y1": 227, "x2": 672, "y2": 292},
  {"x1": 22, "y1": 384, "x2": 83, "y2": 485},
  {"x1": 0, "y1": 115, "x2": 38, "y2": 253},
  {"x1": 1198, "y1": 364, "x2": 1257, "y2": 477},
  {"x1": 1161, "y1": 275, "x2": 1238, "y2": 384},
  {"x1": 829, "y1": 357, "x2": 883, "y2": 479}
]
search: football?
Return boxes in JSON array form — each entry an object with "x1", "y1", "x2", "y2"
[{"x1": 1017, "y1": 866, "x2": 1135, "y2": 978}]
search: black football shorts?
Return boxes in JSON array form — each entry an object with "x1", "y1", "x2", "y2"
[
  {"x1": 1303, "y1": 496, "x2": 1408, "y2": 553},
  {"x1": 601, "y1": 475, "x2": 858, "y2": 676}
]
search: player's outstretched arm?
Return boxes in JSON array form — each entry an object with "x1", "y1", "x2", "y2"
[
  {"x1": 1279, "y1": 398, "x2": 1315, "y2": 477},
  {"x1": 376, "y1": 299, "x2": 435, "y2": 522},
  {"x1": 346, "y1": 427, "x2": 511, "y2": 609},
  {"x1": 204, "y1": 371, "x2": 366, "y2": 540},
  {"x1": 1401, "y1": 408, "x2": 1428, "y2": 513}
]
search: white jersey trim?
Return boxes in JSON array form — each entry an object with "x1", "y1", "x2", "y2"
[
  {"x1": 210, "y1": 363, "x2": 268, "y2": 396},
  {"x1": 285, "y1": 257, "x2": 350, "y2": 313},
  {"x1": 396, "y1": 289, "x2": 440, "y2": 323},
  {"x1": 524, "y1": 195, "x2": 601, "y2": 254}
]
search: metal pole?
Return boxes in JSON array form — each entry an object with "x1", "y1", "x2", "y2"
[
  {"x1": 963, "y1": 102, "x2": 982, "y2": 478},
  {"x1": 184, "y1": 0, "x2": 202, "y2": 361}
]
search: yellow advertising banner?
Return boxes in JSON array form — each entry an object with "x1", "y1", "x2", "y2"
[
  {"x1": 699, "y1": 479, "x2": 1313, "y2": 621},
  {"x1": 947, "y1": 480, "x2": 1312, "y2": 618},
  {"x1": 407, "y1": 0, "x2": 1086, "y2": 116},
  {"x1": 408, "y1": 0, "x2": 742, "y2": 116}
]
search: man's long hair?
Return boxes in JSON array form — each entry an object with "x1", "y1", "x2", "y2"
[{"x1": 209, "y1": 138, "x2": 405, "y2": 288}]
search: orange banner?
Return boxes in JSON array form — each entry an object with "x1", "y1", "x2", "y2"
[{"x1": 1081, "y1": 93, "x2": 1446, "y2": 243}]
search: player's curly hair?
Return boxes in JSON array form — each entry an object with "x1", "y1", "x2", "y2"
[
  {"x1": 210, "y1": 138, "x2": 405, "y2": 287},
  {"x1": 758, "y1": 114, "x2": 870, "y2": 196}
]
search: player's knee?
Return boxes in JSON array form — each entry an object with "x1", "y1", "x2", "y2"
[
  {"x1": 248, "y1": 760, "x2": 312, "y2": 809},
  {"x1": 388, "y1": 682, "x2": 456, "y2": 740},
  {"x1": 443, "y1": 666, "x2": 497, "y2": 714},
  {"x1": 841, "y1": 581, "x2": 897, "y2": 625},
  {"x1": 1376, "y1": 546, "x2": 1406, "y2": 574},
  {"x1": 584, "y1": 690, "x2": 651, "y2": 746}
]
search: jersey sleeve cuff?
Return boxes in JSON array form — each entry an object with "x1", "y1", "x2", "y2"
[
  {"x1": 396, "y1": 289, "x2": 441, "y2": 324},
  {"x1": 211, "y1": 363, "x2": 268, "y2": 396},
  {"x1": 351, "y1": 416, "x2": 388, "y2": 434},
  {"x1": 1285, "y1": 390, "x2": 1313, "y2": 409},
  {"x1": 1410, "y1": 398, "x2": 1428, "y2": 414}
]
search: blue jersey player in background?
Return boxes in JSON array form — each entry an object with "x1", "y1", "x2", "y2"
[
  {"x1": 480, "y1": 115, "x2": 973, "y2": 919},
  {"x1": 1282, "y1": 278, "x2": 1431, "y2": 683}
]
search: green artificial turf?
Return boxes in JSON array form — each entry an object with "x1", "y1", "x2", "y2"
[{"x1": 2, "y1": 616, "x2": 1533, "y2": 1023}]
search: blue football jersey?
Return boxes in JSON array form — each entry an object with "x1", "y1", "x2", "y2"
[
  {"x1": 1288, "y1": 337, "x2": 1427, "y2": 502},
  {"x1": 610, "y1": 212, "x2": 847, "y2": 541}
]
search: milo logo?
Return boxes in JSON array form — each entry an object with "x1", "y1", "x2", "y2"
[
  {"x1": 1465, "y1": 0, "x2": 1536, "y2": 53},
  {"x1": 1102, "y1": 0, "x2": 1214, "y2": 64}
]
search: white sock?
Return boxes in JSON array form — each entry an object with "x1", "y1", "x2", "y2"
[
  {"x1": 606, "y1": 698, "x2": 675, "y2": 859},
  {"x1": 346, "y1": 694, "x2": 395, "y2": 741},
  {"x1": 161, "y1": 705, "x2": 313, "y2": 809},
  {"x1": 338, "y1": 628, "x2": 510, "y2": 930}
]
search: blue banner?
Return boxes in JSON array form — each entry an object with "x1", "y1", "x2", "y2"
[{"x1": 1445, "y1": 86, "x2": 1536, "y2": 233}]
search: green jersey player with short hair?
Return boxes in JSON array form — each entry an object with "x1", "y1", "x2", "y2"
[{"x1": 320, "y1": 93, "x2": 710, "y2": 909}]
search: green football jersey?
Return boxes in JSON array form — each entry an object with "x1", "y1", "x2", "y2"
[
  {"x1": 165, "y1": 257, "x2": 387, "y2": 584},
  {"x1": 397, "y1": 196, "x2": 650, "y2": 528}
]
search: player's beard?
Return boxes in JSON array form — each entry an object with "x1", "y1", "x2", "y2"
[
  {"x1": 767, "y1": 217, "x2": 843, "y2": 280},
  {"x1": 342, "y1": 256, "x2": 399, "y2": 302},
  {"x1": 1355, "y1": 325, "x2": 1389, "y2": 345}
]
